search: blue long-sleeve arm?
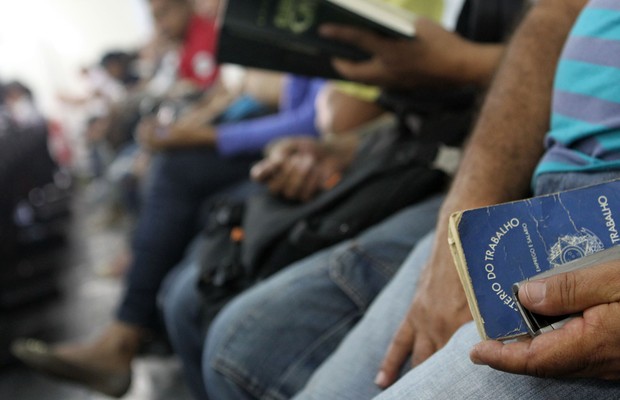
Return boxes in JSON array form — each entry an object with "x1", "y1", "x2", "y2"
[{"x1": 215, "y1": 76, "x2": 326, "y2": 157}]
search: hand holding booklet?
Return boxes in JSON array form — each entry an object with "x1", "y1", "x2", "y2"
[
  {"x1": 448, "y1": 179, "x2": 620, "y2": 340},
  {"x1": 216, "y1": 0, "x2": 417, "y2": 79}
]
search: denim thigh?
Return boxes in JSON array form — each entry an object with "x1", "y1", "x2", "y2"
[
  {"x1": 376, "y1": 322, "x2": 620, "y2": 400},
  {"x1": 294, "y1": 232, "x2": 436, "y2": 400},
  {"x1": 204, "y1": 194, "x2": 444, "y2": 400}
]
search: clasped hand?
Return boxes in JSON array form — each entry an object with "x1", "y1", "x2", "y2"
[{"x1": 251, "y1": 137, "x2": 353, "y2": 202}]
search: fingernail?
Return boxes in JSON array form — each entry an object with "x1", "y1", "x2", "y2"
[
  {"x1": 374, "y1": 371, "x2": 387, "y2": 387},
  {"x1": 523, "y1": 281, "x2": 546, "y2": 305},
  {"x1": 469, "y1": 346, "x2": 483, "y2": 365}
]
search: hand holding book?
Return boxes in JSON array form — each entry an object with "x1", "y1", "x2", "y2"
[
  {"x1": 470, "y1": 258, "x2": 620, "y2": 380},
  {"x1": 216, "y1": 0, "x2": 415, "y2": 80},
  {"x1": 320, "y1": 18, "x2": 500, "y2": 88},
  {"x1": 216, "y1": 0, "x2": 502, "y2": 84},
  {"x1": 448, "y1": 179, "x2": 620, "y2": 379}
]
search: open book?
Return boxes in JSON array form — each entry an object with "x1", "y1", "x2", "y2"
[
  {"x1": 216, "y1": 0, "x2": 416, "y2": 79},
  {"x1": 448, "y1": 179, "x2": 620, "y2": 340}
]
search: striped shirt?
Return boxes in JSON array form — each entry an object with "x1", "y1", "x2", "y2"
[{"x1": 534, "y1": 0, "x2": 620, "y2": 183}]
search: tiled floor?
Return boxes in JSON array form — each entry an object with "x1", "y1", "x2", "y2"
[{"x1": 0, "y1": 188, "x2": 192, "y2": 400}]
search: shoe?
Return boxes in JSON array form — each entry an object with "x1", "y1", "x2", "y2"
[{"x1": 11, "y1": 339, "x2": 132, "y2": 398}]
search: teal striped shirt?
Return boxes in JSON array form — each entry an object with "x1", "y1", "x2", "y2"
[{"x1": 534, "y1": 0, "x2": 620, "y2": 183}]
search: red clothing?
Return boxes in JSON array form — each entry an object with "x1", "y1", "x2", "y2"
[{"x1": 178, "y1": 16, "x2": 219, "y2": 89}]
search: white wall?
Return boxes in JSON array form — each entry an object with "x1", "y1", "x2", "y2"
[{"x1": 0, "y1": 0, "x2": 154, "y2": 115}]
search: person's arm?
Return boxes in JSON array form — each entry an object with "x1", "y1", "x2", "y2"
[
  {"x1": 215, "y1": 78, "x2": 325, "y2": 156},
  {"x1": 250, "y1": 81, "x2": 385, "y2": 202},
  {"x1": 375, "y1": 0, "x2": 589, "y2": 389},
  {"x1": 320, "y1": 18, "x2": 503, "y2": 89},
  {"x1": 241, "y1": 70, "x2": 285, "y2": 108},
  {"x1": 315, "y1": 83, "x2": 385, "y2": 136},
  {"x1": 137, "y1": 103, "x2": 220, "y2": 151},
  {"x1": 138, "y1": 76, "x2": 321, "y2": 153}
]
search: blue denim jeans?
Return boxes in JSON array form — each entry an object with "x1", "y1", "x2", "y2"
[
  {"x1": 293, "y1": 171, "x2": 620, "y2": 400},
  {"x1": 187, "y1": 194, "x2": 445, "y2": 399},
  {"x1": 116, "y1": 147, "x2": 258, "y2": 331},
  {"x1": 161, "y1": 245, "x2": 208, "y2": 400}
]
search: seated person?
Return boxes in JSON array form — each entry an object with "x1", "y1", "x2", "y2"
[
  {"x1": 150, "y1": 0, "x2": 219, "y2": 92},
  {"x1": 3, "y1": 81, "x2": 44, "y2": 129},
  {"x1": 58, "y1": 0, "x2": 224, "y2": 218},
  {"x1": 162, "y1": 1, "x2": 522, "y2": 398},
  {"x1": 210, "y1": 1, "x2": 620, "y2": 400},
  {"x1": 10, "y1": 72, "x2": 386, "y2": 398}
]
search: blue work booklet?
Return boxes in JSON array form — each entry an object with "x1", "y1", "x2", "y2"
[{"x1": 448, "y1": 179, "x2": 620, "y2": 340}]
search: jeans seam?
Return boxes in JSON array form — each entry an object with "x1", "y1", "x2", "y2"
[
  {"x1": 212, "y1": 309, "x2": 362, "y2": 400},
  {"x1": 329, "y1": 243, "x2": 397, "y2": 309},
  {"x1": 210, "y1": 264, "x2": 334, "y2": 399},
  {"x1": 211, "y1": 256, "x2": 366, "y2": 399},
  {"x1": 212, "y1": 312, "x2": 360, "y2": 400},
  {"x1": 210, "y1": 282, "x2": 279, "y2": 399},
  {"x1": 213, "y1": 358, "x2": 284, "y2": 400},
  {"x1": 273, "y1": 309, "x2": 362, "y2": 396}
]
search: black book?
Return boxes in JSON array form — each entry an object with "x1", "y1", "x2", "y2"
[{"x1": 216, "y1": 0, "x2": 416, "y2": 80}]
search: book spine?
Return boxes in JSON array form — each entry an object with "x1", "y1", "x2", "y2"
[{"x1": 448, "y1": 213, "x2": 488, "y2": 340}]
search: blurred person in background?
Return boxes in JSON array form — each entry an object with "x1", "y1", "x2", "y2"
[
  {"x1": 10, "y1": 71, "x2": 353, "y2": 398},
  {"x1": 3, "y1": 81, "x2": 45, "y2": 129}
]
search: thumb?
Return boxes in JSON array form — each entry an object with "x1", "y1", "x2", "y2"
[{"x1": 519, "y1": 262, "x2": 620, "y2": 315}]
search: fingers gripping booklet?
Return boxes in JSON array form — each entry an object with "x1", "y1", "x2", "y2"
[{"x1": 448, "y1": 179, "x2": 620, "y2": 340}]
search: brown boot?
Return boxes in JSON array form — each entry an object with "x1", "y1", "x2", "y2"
[{"x1": 11, "y1": 322, "x2": 144, "y2": 398}]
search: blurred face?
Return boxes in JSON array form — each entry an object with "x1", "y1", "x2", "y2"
[
  {"x1": 150, "y1": 0, "x2": 193, "y2": 41},
  {"x1": 194, "y1": 0, "x2": 221, "y2": 18},
  {"x1": 103, "y1": 61, "x2": 124, "y2": 81}
]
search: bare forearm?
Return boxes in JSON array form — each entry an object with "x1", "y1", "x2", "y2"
[
  {"x1": 315, "y1": 84, "x2": 386, "y2": 136},
  {"x1": 438, "y1": 0, "x2": 587, "y2": 224},
  {"x1": 190, "y1": 83, "x2": 236, "y2": 123},
  {"x1": 375, "y1": 2, "x2": 589, "y2": 376},
  {"x1": 243, "y1": 70, "x2": 284, "y2": 107},
  {"x1": 459, "y1": 44, "x2": 504, "y2": 87}
]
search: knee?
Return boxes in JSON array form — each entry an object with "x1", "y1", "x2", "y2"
[
  {"x1": 161, "y1": 284, "x2": 182, "y2": 330},
  {"x1": 202, "y1": 348, "x2": 235, "y2": 400},
  {"x1": 161, "y1": 265, "x2": 200, "y2": 334},
  {"x1": 202, "y1": 304, "x2": 251, "y2": 399},
  {"x1": 203, "y1": 360, "x2": 246, "y2": 400}
]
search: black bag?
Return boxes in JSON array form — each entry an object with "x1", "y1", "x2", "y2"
[
  {"x1": 240, "y1": 130, "x2": 446, "y2": 277},
  {"x1": 197, "y1": 199, "x2": 250, "y2": 325},
  {"x1": 197, "y1": 129, "x2": 447, "y2": 324}
]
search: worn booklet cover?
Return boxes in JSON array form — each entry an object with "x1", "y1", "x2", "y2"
[
  {"x1": 216, "y1": 0, "x2": 416, "y2": 79},
  {"x1": 448, "y1": 179, "x2": 620, "y2": 340}
]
